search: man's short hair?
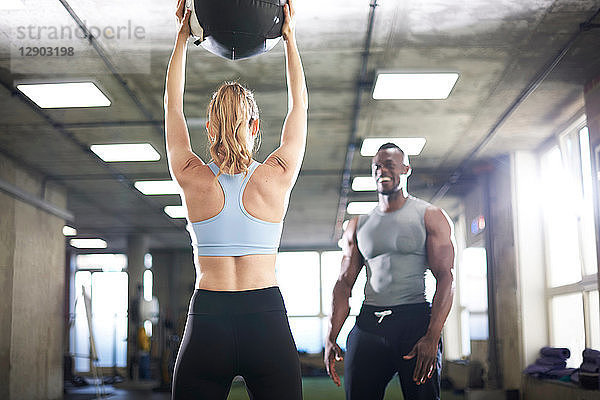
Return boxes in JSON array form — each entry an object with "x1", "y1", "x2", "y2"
[
  {"x1": 378, "y1": 142, "x2": 402, "y2": 152},
  {"x1": 376, "y1": 142, "x2": 409, "y2": 164}
]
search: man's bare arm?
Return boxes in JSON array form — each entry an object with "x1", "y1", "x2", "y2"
[
  {"x1": 403, "y1": 207, "x2": 455, "y2": 384},
  {"x1": 324, "y1": 217, "x2": 364, "y2": 387}
]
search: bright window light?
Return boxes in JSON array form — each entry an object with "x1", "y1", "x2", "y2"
[
  {"x1": 347, "y1": 202, "x2": 377, "y2": 215},
  {"x1": 63, "y1": 226, "x2": 77, "y2": 236},
  {"x1": 275, "y1": 252, "x2": 321, "y2": 316},
  {"x1": 90, "y1": 143, "x2": 160, "y2": 162},
  {"x1": 16, "y1": 82, "x2": 111, "y2": 108},
  {"x1": 164, "y1": 205, "x2": 187, "y2": 219},
  {"x1": 373, "y1": 72, "x2": 459, "y2": 100},
  {"x1": 143, "y1": 270, "x2": 153, "y2": 302},
  {"x1": 352, "y1": 176, "x2": 376, "y2": 191},
  {"x1": 360, "y1": 137, "x2": 426, "y2": 157},
  {"x1": 144, "y1": 320, "x2": 152, "y2": 337},
  {"x1": 135, "y1": 180, "x2": 180, "y2": 195},
  {"x1": 70, "y1": 238, "x2": 107, "y2": 249},
  {"x1": 76, "y1": 254, "x2": 126, "y2": 271}
]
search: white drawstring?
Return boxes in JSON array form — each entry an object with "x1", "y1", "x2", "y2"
[{"x1": 374, "y1": 310, "x2": 392, "y2": 323}]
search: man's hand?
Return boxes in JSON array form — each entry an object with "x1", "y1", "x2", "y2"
[
  {"x1": 324, "y1": 339, "x2": 344, "y2": 387},
  {"x1": 403, "y1": 334, "x2": 439, "y2": 385}
]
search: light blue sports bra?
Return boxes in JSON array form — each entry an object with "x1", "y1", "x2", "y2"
[{"x1": 186, "y1": 160, "x2": 283, "y2": 256}]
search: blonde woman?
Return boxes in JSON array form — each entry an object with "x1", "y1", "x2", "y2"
[{"x1": 164, "y1": 0, "x2": 307, "y2": 398}]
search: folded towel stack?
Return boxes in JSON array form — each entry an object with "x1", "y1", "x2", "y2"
[
  {"x1": 523, "y1": 347, "x2": 576, "y2": 380},
  {"x1": 578, "y1": 348, "x2": 600, "y2": 389}
]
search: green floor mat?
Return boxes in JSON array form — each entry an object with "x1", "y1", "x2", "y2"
[{"x1": 227, "y1": 376, "x2": 464, "y2": 400}]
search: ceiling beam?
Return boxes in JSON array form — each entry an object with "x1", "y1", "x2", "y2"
[
  {"x1": 333, "y1": 0, "x2": 379, "y2": 240},
  {"x1": 0, "y1": 172, "x2": 74, "y2": 222},
  {"x1": 430, "y1": 6, "x2": 600, "y2": 204}
]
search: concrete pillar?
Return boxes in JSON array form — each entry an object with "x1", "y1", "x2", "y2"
[
  {"x1": 483, "y1": 157, "x2": 521, "y2": 391},
  {"x1": 0, "y1": 154, "x2": 67, "y2": 400},
  {"x1": 478, "y1": 153, "x2": 549, "y2": 394},
  {"x1": 511, "y1": 152, "x2": 548, "y2": 366},
  {"x1": 151, "y1": 249, "x2": 194, "y2": 326},
  {"x1": 584, "y1": 75, "x2": 600, "y2": 298},
  {"x1": 151, "y1": 250, "x2": 174, "y2": 364},
  {"x1": 147, "y1": 249, "x2": 194, "y2": 386},
  {"x1": 126, "y1": 234, "x2": 148, "y2": 379},
  {"x1": 173, "y1": 250, "x2": 195, "y2": 315},
  {"x1": 152, "y1": 251, "x2": 173, "y2": 326}
]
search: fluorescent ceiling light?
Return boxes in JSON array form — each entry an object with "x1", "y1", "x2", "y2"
[
  {"x1": 70, "y1": 238, "x2": 107, "y2": 249},
  {"x1": 16, "y1": 82, "x2": 111, "y2": 108},
  {"x1": 0, "y1": 0, "x2": 25, "y2": 10},
  {"x1": 91, "y1": 143, "x2": 160, "y2": 162},
  {"x1": 164, "y1": 205, "x2": 187, "y2": 219},
  {"x1": 360, "y1": 137, "x2": 426, "y2": 157},
  {"x1": 347, "y1": 202, "x2": 378, "y2": 215},
  {"x1": 135, "y1": 180, "x2": 180, "y2": 195},
  {"x1": 63, "y1": 226, "x2": 77, "y2": 236},
  {"x1": 373, "y1": 73, "x2": 459, "y2": 100},
  {"x1": 352, "y1": 176, "x2": 376, "y2": 191},
  {"x1": 1, "y1": 0, "x2": 26, "y2": 9}
]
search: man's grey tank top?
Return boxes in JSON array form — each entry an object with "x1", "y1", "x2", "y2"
[{"x1": 356, "y1": 195, "x2": 431, "y2": 306}]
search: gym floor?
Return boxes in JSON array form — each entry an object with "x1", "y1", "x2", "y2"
[{"x1": 62, "y1": 377, "x2": 466, "y2": 400}]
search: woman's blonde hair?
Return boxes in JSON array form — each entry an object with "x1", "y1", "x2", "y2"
[{"x1": 207, "y1": 81, "x2": 260, "y2": 177}]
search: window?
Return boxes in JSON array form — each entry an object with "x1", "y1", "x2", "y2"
[
  {"x1": 458, "y1": 247, "x2": 488, "y2": 357},
  {"x1": 276, "y1": 252, "x2": 322, "y2": 352},
  {"x1": 275, "y1": 251, "x2": 365, "y2": 352},
  {"x1": 73, "y1": 271, "x2": 91, "y2": 372},
  {"x1": 143, "y1": 269, "x2": 153, "y2": 302},
  {"x1": 76, "y1": 253, "x2": 126, "y2": 271},
  {"x1": 540, "y1": 124, "x2": 599, "y2": 368},
  {"x1": 70, "y1": 254, "x2": 129, "y2": 372},
  {"x1": 276, "y1": 252, "x2": 321, "y2": 316},
  {"x1": 278, "y1": 250, "x2": 441, "y2": 353},
  {"x1": 551, "y1": 293, "x2": 585, "y2": 367},
  {"x1": 91, "y1": 272, "x2": 128, "y2": 368}
]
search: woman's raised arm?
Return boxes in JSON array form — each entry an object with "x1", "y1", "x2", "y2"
[
  {"x1": 264, "y1": 0, "x2": 308, "y2": 187},
  {"x1": 164, "y1": 0, "x2": 203, "y2": 184}
]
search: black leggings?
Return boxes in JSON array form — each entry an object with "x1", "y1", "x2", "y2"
[
  {"x1": 171, "y1": 287, "x2": 302, "y2": 400},
  {"x1": 345, "y1": 303, "x2": 442, "y2": 400}
]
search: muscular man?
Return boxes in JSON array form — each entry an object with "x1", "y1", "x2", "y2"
[{"x1": 325, "y1": 143, "x2": 455, "y2": 400}]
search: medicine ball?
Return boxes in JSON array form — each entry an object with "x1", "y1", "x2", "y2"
[{"x1": 187, "y1": 0, "x2": 286, "y2": 60}]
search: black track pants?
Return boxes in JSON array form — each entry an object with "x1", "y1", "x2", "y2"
[
  {"x1": 172, "y1": 287, "x2": 302, "y2": 400},
  {"x1": 345, "y1": 302, "x2": 442, "y2": 400}
]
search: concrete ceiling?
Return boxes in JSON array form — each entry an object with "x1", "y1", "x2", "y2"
[{"x1": 1, "y1": 0, "x2": 599, "y2": 252}]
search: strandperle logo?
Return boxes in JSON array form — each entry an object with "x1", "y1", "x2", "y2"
[{"x1": 15, "y1": 20, "x2": 146, "y2": 41}]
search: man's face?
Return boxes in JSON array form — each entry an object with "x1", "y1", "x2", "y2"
[{"x1": 371, "y1": 148, "x2": 409, "y2": 195}]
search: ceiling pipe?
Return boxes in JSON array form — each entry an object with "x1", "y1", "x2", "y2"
[
  {"x1": 332, "y1": 0, "x2": 379, "y2": 240},
  {"x1": 430, "y1": 7, "x2": 600, "y2": 204}
]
